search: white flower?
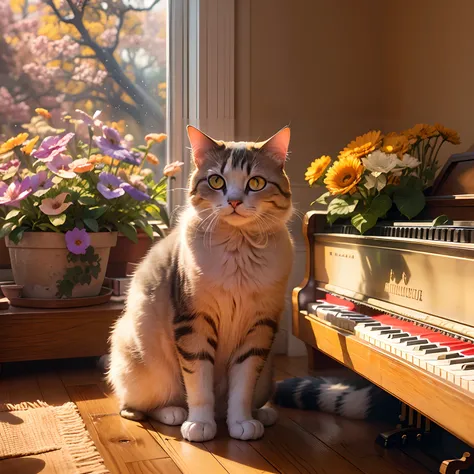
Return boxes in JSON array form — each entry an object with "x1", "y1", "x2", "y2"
[
  {"x1": 362, "y1": 150, "x2": 399, "y2": 176},
  {"x1": 399, "y1": 154, "x2": 421, "y2": 169},
  {"x1": 364, "y1": 173, "x2": 387, "y2": 192}
]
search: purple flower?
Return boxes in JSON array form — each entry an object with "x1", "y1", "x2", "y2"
[
  {"x1": 94, "y1": 127, "x2": 141, "y2": 165},
  {"x1": 97, "y1": 172, "x2": 125, "y2": 199},
  {"x1": 65, "y1": 227, "x2": 91, "y2": 255},
  {"x1": 47, "y1": 154, "x2": 76, "y2": 179},
  {"x1": 121, "y1": 182, "x2": 150, "y2": 201},
  {"x1": 32, "y1": 132, "x2": 75, "y2": 162},
  {"x1": 75, "y1": 109, "x2": 102, "y2": 128},
  {"x1": 29, "y1": 170, "x2": 53, "y2": 193},
  {"x1": 0, "y1": 179, "x2": 32, "y2": 207}
]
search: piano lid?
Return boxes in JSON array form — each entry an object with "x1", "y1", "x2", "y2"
[{"x1": 425, "y1": 151, "x2": 474, "y2": 220}]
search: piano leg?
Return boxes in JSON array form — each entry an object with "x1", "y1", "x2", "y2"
[
  {"x1": 306, "y1": 344, "x2": 342, "y2": 372},
  {"x1": 439, "y1": 452, "x2": 474, "y2": 474}
]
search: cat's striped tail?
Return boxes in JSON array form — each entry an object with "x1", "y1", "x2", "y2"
[{"x1": 273, "y1": 376, "x2": 400, "y2": 423}]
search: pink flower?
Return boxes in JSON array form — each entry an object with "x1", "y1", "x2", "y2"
[
  {"x1": 75, "y1": 109, "x2": 102, "y2": 128},
  {"x1": 47, "y1": 154, "x2": 76, "y2": 179},
  {"x1": 0, "y1": 179, "x2": 32, "y2": 208},
  {"x1": 65, "y1": 228, "x2": 90, "y2": 255},
  {"x1": 32, "y1": 133, "x2": 75, "y2": 162},
  {"x1": 163, "y1": 161, "x2": 184, "y2": 177},
  {"x1": 39, "y1": 193, "x2": 72, "y2": 216}
]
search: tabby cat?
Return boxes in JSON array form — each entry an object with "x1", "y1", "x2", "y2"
[{"x1": 107, "y1": 126, "x2": 294, "y2": 442}]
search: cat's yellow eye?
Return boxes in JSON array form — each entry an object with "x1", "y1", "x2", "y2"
[
  {"x1": 208, "y1": 174, "x2": 225, "y2": 190},
  {"x1": 248, "y1": 176, "x2": 266, "y2": 192}
]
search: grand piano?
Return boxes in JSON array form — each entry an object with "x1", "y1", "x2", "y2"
[{"x1": 293, "y1": 152, "x2": 474, "y2": 474}]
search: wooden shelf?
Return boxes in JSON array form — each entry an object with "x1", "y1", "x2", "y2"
[{"x1": 0, "y1": 301, "x2": 123, "y2": 363}]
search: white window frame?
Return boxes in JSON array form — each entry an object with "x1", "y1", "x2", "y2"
[{"x1": 166, "y1": 0, "x2": 236, "y2": 214}]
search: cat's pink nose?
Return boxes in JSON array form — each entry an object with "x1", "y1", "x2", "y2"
[{"x1": 229, "y1": 200, "x2": 242, "y2": 209}]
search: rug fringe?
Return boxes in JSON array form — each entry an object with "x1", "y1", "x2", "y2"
[
  {"x1": 0, "y1": 400, "x2": 50, "y2": 412},
  {"x1": 55, "y1": 402, "x2": 109, "y2": 474}
]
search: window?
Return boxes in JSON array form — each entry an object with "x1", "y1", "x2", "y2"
[{"x1": 0, "y1": 0, "x2": 168, "y2": 173}]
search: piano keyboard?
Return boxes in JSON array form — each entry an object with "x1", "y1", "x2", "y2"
[{"x1": 306, "y1": 297, "x2": 474, "y2": 394}]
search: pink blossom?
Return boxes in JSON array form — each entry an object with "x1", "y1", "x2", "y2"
[
  {"x1": 47, "y1": 154, "x2": 76, "y2": 179},
  {"x1": 0, "y1": 179, "x2": 32, "y2": 207},
  {"x1": 163, "y1": 161, "x2": 184, "y2": 177},
  {"x1": 39, "y1": 192, "x2": 72, "y2": 215}
]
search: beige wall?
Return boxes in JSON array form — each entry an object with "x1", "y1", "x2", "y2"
[
  {"x1": 383, "y1": 0, "x2": 474, "y2": 165},
  {"x1": 235, "y1": 0, "x2": 474, "y2": 354}
]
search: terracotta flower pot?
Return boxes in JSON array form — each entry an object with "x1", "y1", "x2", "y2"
[
  {"x1": 6, "y1": 232, "x2": 117, "y2": 299},
  {"x1": 106, "y1": 231, "x2": 155, "y2": 278}
]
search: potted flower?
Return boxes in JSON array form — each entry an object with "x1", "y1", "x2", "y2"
[
  {"x1": 0, "y1": 109, "x2": 176, "y2": 301},
  {"x1": 305, "y1": 124, "x2": 461, "y2": 234}
]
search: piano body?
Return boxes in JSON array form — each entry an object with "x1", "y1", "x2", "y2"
[{"x1": 293, "y1": 152, "x2": 474, "y2": 473}]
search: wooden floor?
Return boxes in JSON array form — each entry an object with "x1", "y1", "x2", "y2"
[{"x1": 0, "y1": 355, "x2": 438, "y2": 474}]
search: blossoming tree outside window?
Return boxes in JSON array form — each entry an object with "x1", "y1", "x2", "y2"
[{"x1": 305, "y1": 124, "x2": 461, "y2": 234}]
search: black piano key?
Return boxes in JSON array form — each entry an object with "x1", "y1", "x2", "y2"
[
  {"x1": 307, "y1": 302, "x2": 335, "y2": 313},
  {"x1": 379, "y1": 329, "x2": 402, "y2": 335},
  {"x1": 461, "y1": 363, "x2": 474, "y2": 370},
  {"x1": 369, "y1": 325, "x2": 392, "y2": 331},
  {"x1": 424, "y1": 347, "x2": 449, "y2": 355},
  {"x1": 438, "y1": 352, "x2": 462, "y2": 360},
  {"x1": 413, "y1": 343, "x2": 438, "y2": 351},
  {"x1": 387, "y1": 332, "x2": 410, "y2": 339},
  {"x1": 405, "y1": 339, "x2": 429, "y2": 346},
  {"x1": 398, "y1": 336, "x2": 419, "y2": 343},
  {"x1": 447, "y1": 357, "x2": 474, "y2": 366},
  {"x1": 359, "y1": 322, "x2": 382, "y2": 327}
]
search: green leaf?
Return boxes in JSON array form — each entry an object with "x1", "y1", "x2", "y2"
[
  {"x1": 152, "y1": 223, "x2": 165, "y2": 238},
  {"x1": 136, "y1": 220, "x2": 154, "y2": 240},
  {"x1": 351, "y1": 212, "x2": 378, "y2": 234},
  {"x1": 327, "y1": 213, "x2": 341, "y2": 225},
  {"x1": 84, "y1": 218, "x2": 99, "y2": 232},
  {"x1": 393, "y1": 187, "x2": 426, "y2": 219},
  {"x1": 37, "y1": 223, "x2": 61, "y2": 232},
  {"x1": 116, "y1": 222, "x2": 138, "y2": 243},
  {"x1": 313, "y1": 191, "x2": 331, "y2": 206},
  {"x1": 79, "y1": 196, "x2": 97, "y2": 206},
  {"x1": 369, "y1": 194, "x2": 392, "y2": 218},
  {"x1": 423, "y1": 168, "x2": 436, "y2": 183},
  {"x1": 432, "y1": 215, "x2": 450, "y2": 226},
  {"x1": 49, "y1": 214, "x2": 67, "y2": 226},
  {"x1": 327, "y1": 197, "x2": 358, "y2": 216},
  {"x1": 5, "y1": 210, "x2": 21, "y2": 221},
  {"x1": 56, "y1": 279, "x2": 74, "y2": 298},
  {"x1": 9, "y1": 226, "x2": 26, "y2": 244},
  {"x1": 0, "y1": 222, "x2": 14, "y2": 239},
  {"x1": 52, "y1": 176, "x2": 63, "y2": 185},
  {"x1": 87, "y1": 206, "x2": 107, "y2": 219}
]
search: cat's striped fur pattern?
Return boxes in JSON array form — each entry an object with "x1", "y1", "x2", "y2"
[
  {"x1": 107, "y1": 126, "x2": 293, "y2": 442},
  {"x1": 274, "y1": 376, "x2": 400, "y2": 423}
]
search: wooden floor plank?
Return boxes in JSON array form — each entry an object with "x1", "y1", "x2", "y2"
[
  {"x1": 126, "y1": 458, "x2": 183, "y2": 474},
  {"x1": 249, "y1": 414, "x2": 364, "y2": 474},
  {"x1": 202, "y1": 425, "x2": 279, "y2": 473},
  {"x1": 147, "y1": 420, "x2": 230, "y2": 474},
  {"x1": 282, "y1": 408, "x2": 430, "y2": 474},
  {"x1": 68, "y1": 384, "x2": 169, "y2": 473},
  {"x1": 0, "y1": 372, "x2": 42, "y2": 404},
  {"x1": 36, "y1": 371, "x2": 71, "y2": 406}
]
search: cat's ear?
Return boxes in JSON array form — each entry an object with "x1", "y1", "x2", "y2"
[
  {"x1": 187, "y1": 126, "x2": 220, "y2": 168},
  {"x1": 260, "y1": 126, "x2": 291, "y2": 167}
]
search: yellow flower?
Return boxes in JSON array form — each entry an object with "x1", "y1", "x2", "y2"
[
  {"x1": 403, "y1": 123, "x2": 438, "y2": 141},
  {"x1": 146, "y1": 152, "x2": 160, "y2": 165},
  {"x1": 145, "y1": 133, "x2": 167, "y2": 144},
  {"x1": 20, "y1": 136, "x2": 39, "y2": 155},
  {"x1": 434, "y1": 123, "x2": 461, "y2": 145},
  {"x1": 35, "y1": 108, "x2": 52, "y2": 119},
  {"x1": 89, "y1": 154, "x2": 119, "y2": 166},
  {"x1": 381, "y1": 133, "x2": 410, "y2": 157},
  {"x1": 0, "y1": 133, "x2": 29, "y2": 154},
  {"x1": 324, "y1": 156, "x2": 364, "y2": 195},
  {"x1": 338, "y1": 130, "x2": 382, "y2": 160},
  {"x1": 305, "y1": 155, "x2": 331, "y2": 186}
]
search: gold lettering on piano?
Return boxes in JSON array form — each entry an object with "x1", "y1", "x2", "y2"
[
  {"x1": 384, "y1": 270, "x2": 423, "y2": 302},
  {"x1": 329, "y1": 251, "x2": 355, "y2": 260}
]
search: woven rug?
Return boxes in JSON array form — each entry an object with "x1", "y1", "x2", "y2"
[{"x1": 0, "y1": 400, "x2": 108, "y2": 473}]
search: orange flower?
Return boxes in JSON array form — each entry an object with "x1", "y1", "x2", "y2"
[
  {"x1": 164, "y1": 161, "x2": 184, "y2": 177},
  {"x1": 71, "y1": 158, "x2": 94, "y2": 173},
  {"x1": 338, "y1": 130, "x2": 382, "y2": 160},
  {"x1": 146, "y1": 152, "x2": 159, "y2": 165},
  {"x1": 324, "y1": 156, "x2": 364, "y2": 195},
  {"x1": 0, "y1": 133, "x2": 29, "y2": 154},
  {"x1": 403, "y1": 123, "x2": 438, "y2": 141},
  {"x1": 434, "y1": 123, "x2": 461, "y2": 145},
  {"x1": 35, "y1": 108, "x2": 52, "y2": 119},
  {"x1": 305, "y1": 155, "x2": 331, "y2": 185},
  {"x1": 145, "y1": 133, "x2": 167, "y2": 144},
  {"x1": 20, "y1": 136, "x2": 39, "y2": 155}
]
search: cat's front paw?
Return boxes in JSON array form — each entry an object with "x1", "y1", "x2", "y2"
[
  {"x1": 228, "y1": 419, "x2": 264, "y2": 440},
  {"x1": 181, "y1": 420, "x2": 217, "y2": 442}
]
